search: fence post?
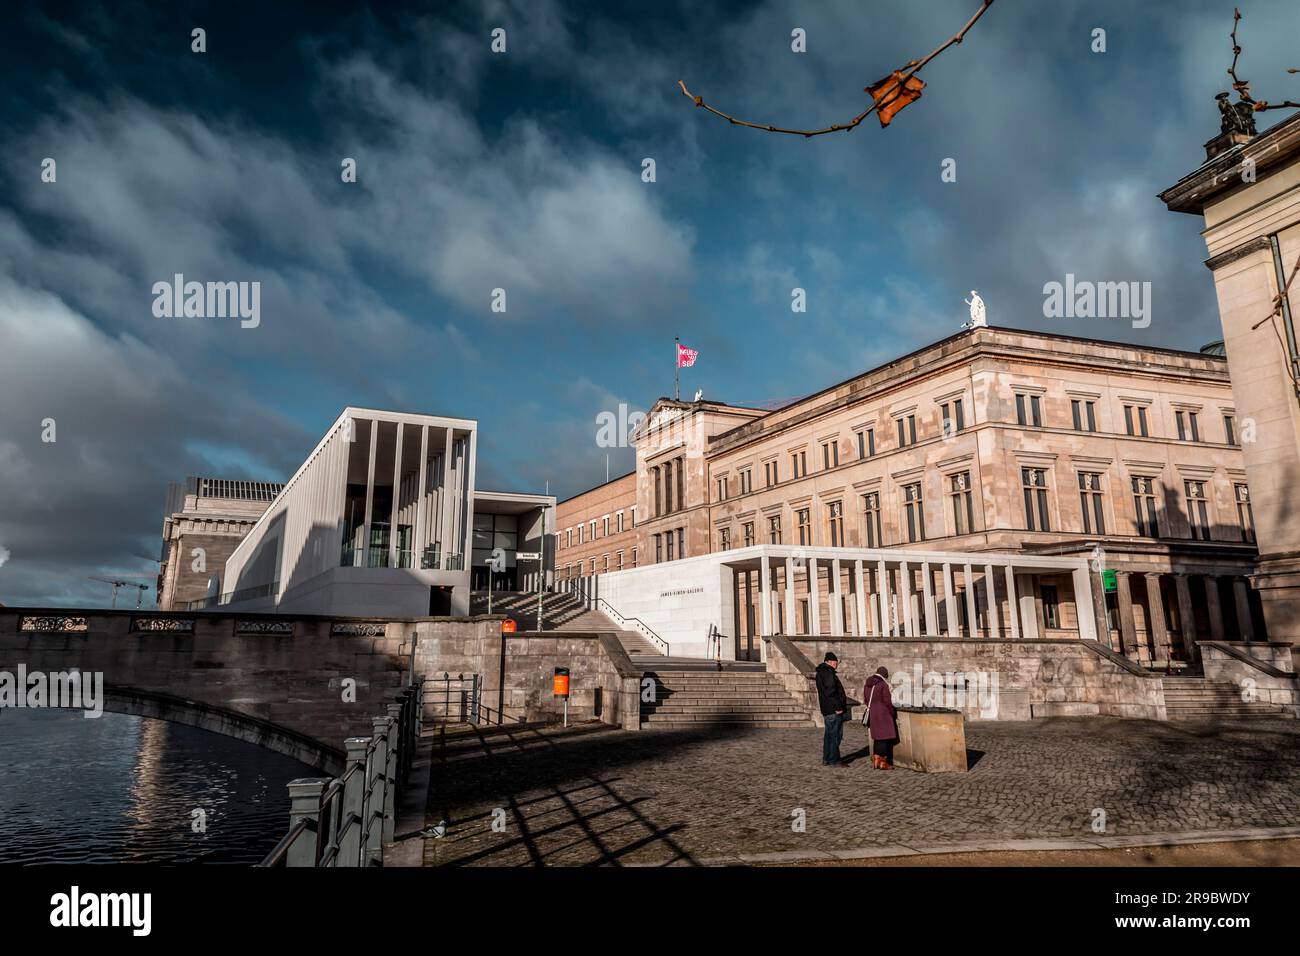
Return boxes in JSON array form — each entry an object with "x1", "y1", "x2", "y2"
[
  {"x1": 286, "y1": 778, "x2": 329, "y2": 867},
  {"x1": 340, "y1": 738, "x2": 370, "y2": 866},
  {"x1": 471, "y1": 673, "x2": 481, "y2": 724},
  {"x1": 365, "y1": 719, "x2": 391, "y2": 866},
  {"x1": 384, "y1": 705, "x2": 402, "y2": 843}
]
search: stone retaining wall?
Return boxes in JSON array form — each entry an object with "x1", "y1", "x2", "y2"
[{"x1": 766, "y1": 636, "x2": 1166, "y2": 723}]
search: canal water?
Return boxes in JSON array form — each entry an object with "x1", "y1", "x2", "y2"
[{"x1": 0, "y1": 709, "x2": 315, "y2": 864}]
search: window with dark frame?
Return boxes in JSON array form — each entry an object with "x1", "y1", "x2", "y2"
[
  {"x1": 949, "y1": 471, "x2": 975, "y2": 536},
  {"x1": 1021, "y1": 467, "x2": 1050, "y2": 532},
  {"x1": 1078, "y1": 472, "x2": 1106, "y2": 535}
]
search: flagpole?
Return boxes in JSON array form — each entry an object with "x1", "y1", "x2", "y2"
[{"x1": 674, "y1": 336, "x2": 680, "y2": 401}]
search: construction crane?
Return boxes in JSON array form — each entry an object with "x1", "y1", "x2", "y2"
[{"x1": 88, "y1": 576, "x2": 150, "y2": 609}]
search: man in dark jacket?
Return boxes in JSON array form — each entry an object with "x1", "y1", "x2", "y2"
[{"x1": 815, "y1": 652, "x2": 848, "y2": 766}]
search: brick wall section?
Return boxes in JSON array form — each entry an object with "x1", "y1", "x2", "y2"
[{"x1": 765, "y1": 636, "x2": 1167, "y2": 724}]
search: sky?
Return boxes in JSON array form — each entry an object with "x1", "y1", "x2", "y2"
[{"x1": 2, "y1": 0, "x2": 1298, "y2": 607}]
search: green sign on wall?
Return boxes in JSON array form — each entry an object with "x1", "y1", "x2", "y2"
[{"x1": 1101, "y1": 569, "x2": 1117, "y2": 593}]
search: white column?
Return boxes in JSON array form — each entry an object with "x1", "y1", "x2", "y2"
[
  {"x1": 831, "y1": 558, "x2": 843, "y2": 634},
  {"x1": 963, "y1": 564, "x2": 979, "y2": 638},
  {"x1": 1005, "y1": 565, "x2": 1021, "y2": 639},
  {"x1": 1072, "y1": 565, "x2": 1098, "y2": 641},
  {"x1": 921, "y1": 561, "x2": 936, "y2": 635},
  {"x1": 1017, "y1": 573, "x2": 1040, "y2": 639},
  {"x1": 361, "y1": 419, "x2": 378, "y2": 567},
  {"x1": 854, "y1": 560, "x2": 867, "y2": 638},
  {"x1": 413, "y1": 425, "x2": 429, "y2": 566},
  {"x1": 463, "y1": 428, "x2": 478, "y2": 568},
  {"x1": 759, "y1": 555, "x2": 772, "y2": 635},
  {"x1": 389, "y1": 423, "x2": 403, "y2": 569},
  {"x1": 984, "y1": 562, "x2": 1001, "y2": 639},
  {"x1": 876, "y1": 559, "x2": 892, "y2": 635},
  {"x1": 867, "y1": 564, "x2": 880, "y2": 635},
  {"x1": 808, "y1": 558, "x2": 821, "y2": 636},
  {"x1": 899, "y1": 559, "x2": 914, "y2": 637},
  {"x1": 784, "y1": 557, "x2": 797, "y2": 634},
  {"x1": 942, "y1": 562, "x2": 959, "y2": 638}
]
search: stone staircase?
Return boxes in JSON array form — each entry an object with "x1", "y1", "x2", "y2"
[
  {"x1": 639, "y1": 667, "x2": 814, "y2": 729},
  {"x1": 1162, "y1": 677, "x2": 1293, "y2": 720},
  {"x1": 469, "y1": 590, "x2": 663, "y2": 656}
]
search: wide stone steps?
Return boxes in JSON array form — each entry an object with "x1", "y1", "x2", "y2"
[
  {"x1": 1163, "y1": 678, "x2": 1293, "y2": 720},
  {"x1": 639, "y1": 670, "x2": 813, "y2": 730},
  {"x1": 470, "y1": 590, "x2": 666, "y2": 656}
]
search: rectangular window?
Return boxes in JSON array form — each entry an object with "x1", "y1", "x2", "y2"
[
  {"x1": 791, "y1": 450, "x2": 807, "y2": 479},
  {"x1": 1235, "y1": 483, "x2": 1255, "y2": 543},
  {"x1": 1071, "y1": 399, "x2": 1097, "y2": 432},
  {"x1": 716, "y1": 476, "x2": 727, "y2": 501},
  {"x1": 676, "y1": 527, "x2": 684, "y2": 560},
  {"x1": 590, "y1": 558, "x2": 596, "y2": 574},
  {"x1": 797, "y1": 508, "x2": 811, "y2": 545},
  {"x1": 719, "y1": 527, "x2": 731, "y2": 550},
  {"x1": 566, "y1": 529, "x2": 573, "y2": 548},
  {"x1": 616, "y1": 511, "x2": 624, "y2": 533},
  {"x1": 903, "y1": 482, "x2": 926, "y2": 543},
  {"x1": 1175, "y1": 410, "x2": 1200, "y2": 442},
  {"x1": 895, "y1": 415, "x2": 917, "y2": 447},
  {"x1": 1124, "y1": 404, "x2": 1150, "y2": 437},
  {"x1": 617, "y1": 551, "x2": 624, "y2": 570},
  {"x1": 1021, "y1": 467, "x2": 1051, "y2": 532},
  {"x1": 742, "y1": 521, "x2": 754, "y2": 548},
  {"x1": 578, "y1": 525, "x2": 584, "y2": 544},
  {"x1": 663, "y1": 460, "x2": 673, "y2": 513},
  {"x1": 631, "y1": 547, "x2": 638, "y2": 568},
  {"x1": 1016, "y1": 394, "x2": 1042, "y2": 427},
  {"x1": 828, "y1": 501, "x2": 844, "y2": 547},
  {"x1": 1223, "y1": 414, "x2": 1237, "y2": 445},
  {"x1": 1184, "y1": 479, "x2": 1211, "y2": 540},
  {"x1": 740, "y1": 469, "x2": 752, "y2": 494},
  {"x1": 768, "y1": 514, "x2": 782, "y2": 544},
  {"x1": 862, "y1": 492, "x2": 882, "y2": 548},
  {"x1": 602, "y1": 516, "x2": 610, "y2": 537},
  {"x1": 1078, "y1": 472, "x2": 1106, "y2": 535},
  {"x1": 949, "y1": 472, "x2": 975, "y2": 536},
  {"x1": 602, "y1": 554, "x2": 609, "y2": 573},
  {"x1": 676, "y1": 458, "x2": 684, "y2": 510},
  {"x1": 1132, "y1": 476, "x2": 1159, "y2": 537},
  {"x1": 654, "y1": 467, "x2": 662, "y2": 516},
  {"x1": 654, "y1": 534, "x2": 663, "y2": 563},
  {"x1": 1042, "y1": 585, "x2": 1060, "y2": 629},
  {"x1": 665, "y1": 531, "x2": 675, "y2": 562},
  {"x1": 589, "y1": 519, "x2": 596, "y2": 540},
  {"x1": 764, "y1": 460, "x2": 778, "y2": 486},
  {"x1": 821, "y1": 441, "x2": 839, "y2": 470},
  {"x1": 857, "y1": 428, "x2": 876, "y2": 459},
  {"x1": 941, "y1": 399, "x2": 966, "y2": 436}
]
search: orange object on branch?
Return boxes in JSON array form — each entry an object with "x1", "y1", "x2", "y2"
[{"x1": 865, "y1": 71, "x2": 926, "y2": 127}]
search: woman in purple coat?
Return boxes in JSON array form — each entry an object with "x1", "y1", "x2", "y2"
[{"x1": 863, "y1": 667, "x2": 898, "y2": 770}]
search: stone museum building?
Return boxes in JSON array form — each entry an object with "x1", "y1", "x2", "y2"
[
  {"x1": 556, "y1": 325, "x2": 1265, "y2": 663},
  {"x1": 1162, "y1": 107, "x2": 1300, "y2": 646},
  {"x1": 157, "y1": 476, "x2": 284, "y2": 610}
]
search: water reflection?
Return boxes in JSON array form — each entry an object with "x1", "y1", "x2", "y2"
[{"x1": 0, "y1": 709, "x2": 315, "y2": 864}]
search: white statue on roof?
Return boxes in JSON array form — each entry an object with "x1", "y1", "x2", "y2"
[{"x1": 964, "y1": 290, "x2": 987, "y2": 328}]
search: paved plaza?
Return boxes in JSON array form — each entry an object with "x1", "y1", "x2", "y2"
[{"x1": 419, "y1": 717, "x2": 1300, "y2": 866}]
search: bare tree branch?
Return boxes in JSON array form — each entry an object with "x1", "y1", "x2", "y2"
[
  {"x1": 677, "y1": 0, "x2": 997, "y2": 138},
  {"x1": 1229, "y1": 7, "x2": 1300, "y2": 113}
]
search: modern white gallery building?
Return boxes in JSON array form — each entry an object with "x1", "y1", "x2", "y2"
[{"x1": 214, "y1": 408, "x2": 553, "y2": 617}]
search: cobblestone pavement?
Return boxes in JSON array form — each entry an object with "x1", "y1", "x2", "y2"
[{"x1": 420, "y1": 717, "x2": 1300, "y2": 866}]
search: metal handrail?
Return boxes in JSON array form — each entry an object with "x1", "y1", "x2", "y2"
[{"x1": 574, "y1": 585, "x2": 670, "y2": 655}]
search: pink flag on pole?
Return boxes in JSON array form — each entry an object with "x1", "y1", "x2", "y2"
[{"x1": 677, "y1": 343, "x2": 699, "y2": 368}]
